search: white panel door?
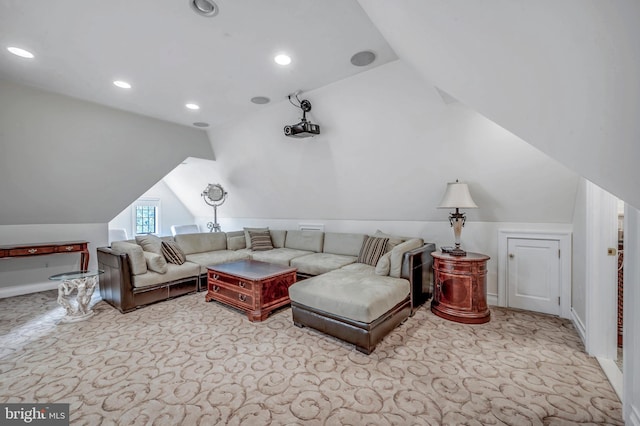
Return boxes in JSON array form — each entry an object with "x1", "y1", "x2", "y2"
[{"x1": 507, "y1": 238, "x2": 561, "y2": 315}]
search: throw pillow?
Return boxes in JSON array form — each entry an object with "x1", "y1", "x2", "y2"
[
  {"x1": 244, "y1": 227, "x2": 269, "y2": 249},
  {"x1": 375, "y1": 252, "x2": 391, "y2": 276},
  {"x1": 374, "y1": 230, "x2": 406, "y2": 253},
  {"x1": 161, "y1": 240, "x2": 186, "y2": 265},
  {"x1": 389, "y1": 238, "x2": 424, "y2": 278},
  {"x1": 135, "y1": 234, "x2": 163, "y2": 254},
  {"x1": 357, "y1": 236, "x2": 389, "y2": 266},
  {"x1": 249, "y1": 230, "x2": 274, "y2": 251},
  {"x1": 144, "y1": 251, "x2": 168, "y2": 274}
]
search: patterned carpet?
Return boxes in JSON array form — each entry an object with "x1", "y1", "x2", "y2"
[{"x1": 0, "y1": 290, "x2": 623, "y2": 425}]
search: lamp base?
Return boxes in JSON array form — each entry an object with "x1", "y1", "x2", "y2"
[{"x1": 449, "y1": 248, "x2": 467, "y2": 257}]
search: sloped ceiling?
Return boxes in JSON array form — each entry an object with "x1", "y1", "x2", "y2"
[
  {"x1": 0, "y1": 0, "x2": 397, "y2": 129},
  {"x1": 358, "y1": 0, "x2": 640, "y2": 209},
  {"x1": 164, "y1": 60, "x2": 580, "y2": 224},
  {"x1": 0, "y1": 80, "x2": 213, "y2": 225}
]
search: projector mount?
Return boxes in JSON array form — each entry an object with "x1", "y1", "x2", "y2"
[{"x1": 284, "y1": 91, "x2": 321, "y2": 138}]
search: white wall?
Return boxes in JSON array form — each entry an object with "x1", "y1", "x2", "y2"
[
  {"x1": 623, "y1": 205, "x2": 640, "y2": 424},
  {"x1": 166, "y1": 60, "x2": 580, "y2": 225},
  {"x1": 0, "y1": 223, "x2": 107, "y2": 297},
  {"x1": 572, "y1": 178, "x2": 587, "y2": 325},
  {"x1": 109, "y1": 179, "x2": 195, "y2": 238},
  {"x1": 359, "y1": 0, "x2": 640, "y2": 211},
  {"x1": 0, "y1": 79, "x2": 214, "y2": 225}
]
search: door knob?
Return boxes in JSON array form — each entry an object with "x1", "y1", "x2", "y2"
[{"x1": 509, "y1": 253, "x2": 514, "y2": 259}]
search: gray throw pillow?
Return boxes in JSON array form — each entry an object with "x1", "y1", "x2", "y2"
[
  {"x1": 144, "y1": 251, "x2": 168, "y2": 274},
  {"x1": 135, "y1": 234, "x2": 163, "y2": 254},
  {"x1": 250, "y1": 230, "x2": 274, "y2": 251},
  {"x1": 161, "y1": 240, "x2": 186, "y2": 265}
]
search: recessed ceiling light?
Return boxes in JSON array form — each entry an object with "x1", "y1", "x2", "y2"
[
  {"x1": 113, "y1": 80, "x2": 132, "y2": 89},
  {"x1": 274, "y1": 54, "x2": 291, "y2": 66},
  {"x1": 250, "y1": 96, "x2": 270, "y2": 105},
  {"x1": 7, "y1": 46, "x2": 34, "y2": 59},
  {"x1": 185, "y1": 103, "x2": 200, "y2": 110},
  {"x1": 193, "y1": 122, "x2": 209, "y2": 128},
  {"x1": 350, "y1": 50, "x2": 376, "y2": 67},
  {"x1": 190, "y1": 0, "x2": 218, "y2": 17}
]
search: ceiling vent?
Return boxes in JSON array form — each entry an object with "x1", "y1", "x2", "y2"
[{"x1": 190, "y1": 0, "x2": 219, "y2": 17}]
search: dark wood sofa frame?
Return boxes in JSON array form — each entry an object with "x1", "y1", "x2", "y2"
[
  {"x1": 291, "y1": 243, "x2": 436, "y2": 354},
  {"x1": 97, "y1": 247, "x2": 198, "y2": 313}
]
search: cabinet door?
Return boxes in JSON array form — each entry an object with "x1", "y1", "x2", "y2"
[{"x1": 437, "y1": 271, "x2": 474, "y2": 312}]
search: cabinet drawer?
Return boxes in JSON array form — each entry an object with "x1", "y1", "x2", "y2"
[
  {"x1": 208, "y1": 282, "x2": 254, "y2": 309},
  {"x1": 56, "y1": 244, "x2": 84, "y2": 253},
  {"x1": 208, "y1": 271, "x2": 254, "y2": 291},
  {"x1": 8, "y1": 247, "x2": 55, "y2": 256}
]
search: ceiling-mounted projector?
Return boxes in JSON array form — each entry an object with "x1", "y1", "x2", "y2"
[{"x1": 284, "y1": 95, "x2": 320, "y2": 138}]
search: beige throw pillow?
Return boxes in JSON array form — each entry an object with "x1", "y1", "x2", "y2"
[
  {"x1": 144, "y1": 251, "x2": 168, "y2": 274},
  {"x1": 389, "y1": 238, "x2": 423, "y2": 278},
  {"x1": 375, "y1": 252, "x2": 392, "y2": 276},
  {"x1": 135, "y1": 234, "x2": 163, "y2": 254}
]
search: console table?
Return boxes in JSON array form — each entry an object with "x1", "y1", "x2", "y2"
[
  {"x1": 431, "y1": 251, "x2": 490, "y2": 324},
  {"x1": 0, "y1": 241, "x2": 89, "y2": 270}
]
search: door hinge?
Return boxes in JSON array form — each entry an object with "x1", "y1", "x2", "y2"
[
  {"x1": 558, "y1": 296, "x2": 560, "y2": 305},
  {"x1": 558, "y1": 249, "x2": 561, "y2": 258}
]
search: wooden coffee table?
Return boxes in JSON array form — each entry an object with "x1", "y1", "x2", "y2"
[{"x1": 205, "y1": 260, "x2": 297, "y2": 322}]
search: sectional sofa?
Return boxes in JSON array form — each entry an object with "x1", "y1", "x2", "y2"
[{"x1": 97, "y1": 228, "x2": 435, "y2": 352}]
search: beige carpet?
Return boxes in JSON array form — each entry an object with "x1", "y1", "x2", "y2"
[{"x1": 0, "y1": 290, "x2": 623, "y2": 425}]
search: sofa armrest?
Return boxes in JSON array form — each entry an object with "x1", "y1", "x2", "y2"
[
  {"x1": 97, "y1": 246, "x2": 135, "y2": 313},
  {"x1": 401, "y1": 242, "x2": 436, "y2": 312}
]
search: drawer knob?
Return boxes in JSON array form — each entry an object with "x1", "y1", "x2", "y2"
[
  {"x1": 65, "y1": 246, "x2": 74, "y2": 251},
  {"x1": 239, "y1": 294, "x2": 247, "y2": 302},
  {"x1": 238, "y1": 281, "x2": 245, "y2": 288},
  {"x1": 213, "y1": 274, "x2": 219, "y2": 280},
  {"x1": 28, "y1": 248, "x2": 38, "y2": 254},
  {"x1": 212, "y1": 285, "x2": 220, "y2": 292}
]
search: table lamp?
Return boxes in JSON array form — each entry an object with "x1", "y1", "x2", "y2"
[{"x1": 438, "y1": 180, "x2": 478, "y2": 256}]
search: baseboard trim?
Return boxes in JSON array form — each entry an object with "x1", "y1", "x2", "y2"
[
  {"x1": 596, "y1": 357, "x2": 623, "y2": 402},
  {"x1": 571, "y1": 307, "x2": 586, "y2": 344},
  {"x1": 0, "y1": 281, "x2": 58, "y2": 299},
  {"x1": 487, "y1": 293, "x2": 498, "y2": 306}
]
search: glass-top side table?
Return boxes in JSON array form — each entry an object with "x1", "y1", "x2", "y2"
[{"x1": 49, "y1": 270, "x2": 103, "y2": 323}]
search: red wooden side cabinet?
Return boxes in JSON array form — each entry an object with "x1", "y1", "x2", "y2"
[{"x1": 431, "y1": 251, "x2": 490, "y2": 324}]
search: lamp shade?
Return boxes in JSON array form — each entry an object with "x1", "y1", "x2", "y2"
[{"x1": 437, "y1": 181, "x2": 478, "y2": 209}]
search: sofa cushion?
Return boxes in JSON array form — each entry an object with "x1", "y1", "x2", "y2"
[
  {"x1": 175, "y1": 233, "x2": 227, "y2": 255},
  {"x1": 389, "y1": 238, "x2": 424, "y2": 278},
  {"x1": 290, "y1": 253, "x2": 357, "y2": 276},
  {"x1": 249, "y1": 230, "x2": 274, "y2": 251},
  {"x1": 185, "y1": 250, "x2": 252, "y2": 274},
  {"x1": 284, "y1": 230, "x2": 324, "y2": 252},
  {"x1": 270, "y1": 230, "x2": 287, "y2": 248},
  {"x1": 288, "y1": 269, "x2": 410, "y2": 323},
  {"x1": 132, "y1": 262, "x2": 200, "y2": 289},
  {"x1": 249, "y1": 247, "x2": 313, "y2": 267},
  {"x1": 135, "y1": 234, "x2": 164, "y2": 254},
  {"x1": 244, "y1": 227, "x2": 269, "y2": 248},
  {"x1": 340, "y1": 263, "x2": 376, "y2": 274},
  {"x1": 111, "y1": 241, "x2": 147, "y2": 275},
  {"x1": 226, "y1": 231, "x2": 246, "y2": 250},
  {"x1": 161, "y1": 241, "x2": 186, "y2": 265},
  {"x1": 144, "y1": 252, "x2": 167, "y2": 274},
  {"x1": 322, "y1": 232, "x2": 366, "y2": 256},
  {"x1": 357, "y1": 236, "x2": 389, "y2": 266}
]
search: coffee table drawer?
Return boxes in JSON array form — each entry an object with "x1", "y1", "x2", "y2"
[
  {"x1": 208, "y1": 283, "x2": 254, "y2": 309},
  {"x1": 208, "y1": 271, "x2": 254, "y2": 291}
]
